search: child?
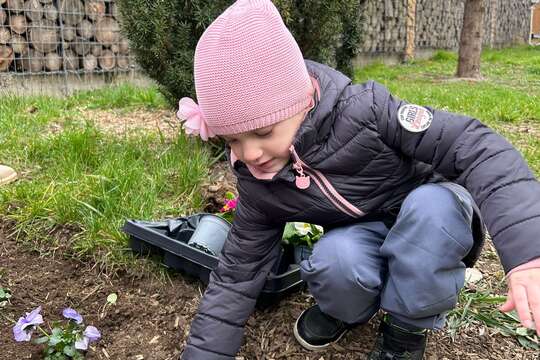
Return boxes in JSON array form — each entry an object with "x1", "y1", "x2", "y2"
[{"x1": 177, "y1": 1, "x2": 540, "y2": 359}]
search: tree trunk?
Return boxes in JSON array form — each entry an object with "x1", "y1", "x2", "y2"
[
  {"x1": 9, "y1": 33, "x2": 28, "y2": 54},
  {"x1": 63, "y1": 48, "x2": 79, "y2": 70},
  {"x1": 82, "y1": 53, "x2": 97, "y2": 71},
  {"x1": 71, "y1": 36, "x2": 90, "y2": 55},
  {"x1": 0, "y1": 8, "x2": 6, "y2": 24},
  {"x1": 58, "y1": 0, "x2": 84, "y2": 26},
  {"x1": 98, "y1": 49, "x2": 114, "y2": 70},
  {"x1": 9, "y1": 14, "x2": 27, "y2": 34},
  {"x1": 21, "y1": 48, "x2": 43, "y2": 72},
  {"x1": 6, "y1": 0, "x2": 25, "y2": 13},
  {"x1": 118, "y1": 37, "x2": 129, "y2": 54},
  {"x1": 95, "y1": 17, "x2": 120, "y2": 46},
  {"x1": 0, "y1": 45, "x2": 14, "y2": 71},
  {"x1": 43, "y1": 3, "x2": 58, "y2": 21},
  {"x1": 404, "y1": 0, "x2": 416, "y2": 62},
  {"x1": 0, "y1": 27, "x2": 11, "y2": 44},
  {"x1": 85, "y1": 0, "x2": 105, "y2": 21},
  {"x1": 116, "y1": 55, "x2": 129, "y2": 70},
  {"x1": 457, "y1": 0, "x2": 485, "y2": 78},
  {"x1": 44, "y1": 51, "x2": 61, "y2": 71},
  {"x1": 77, "y1": 19, "x2": 95, "y2": 40},
  {"x1": 24, "y1": 0, "x2": 43, "y2": 22},
  {"x1": 29, "y1": 23, "x2": 58, "y2": 52},
  {"x1": 61, "y1": 27, "x2": 76, "y2": 42}
]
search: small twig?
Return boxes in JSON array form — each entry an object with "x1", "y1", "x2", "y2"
[{"x1": 78, "y1": 284, "x2": 102, "y2": 305}]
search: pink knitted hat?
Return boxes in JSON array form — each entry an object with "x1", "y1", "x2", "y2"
[{"x1": 177, "y1": 0, "x2": 314, "y2": 140}]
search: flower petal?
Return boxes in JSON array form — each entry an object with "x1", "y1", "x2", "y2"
[
  {"x1": 13, "y1": 320, "x2": 32, "y2": 342},
  {"x1": 84, "y1": 326, "x2": 101, "y2": 342},
  {"x1": 26, "y1": 306, "x2": 44, "y2": 326},
  {"x1": 62, "y1": 308, "x2": 83, "y2": 324},
  {"x1": 75, "y1": 336, "x2": 89, "y2": 350}
]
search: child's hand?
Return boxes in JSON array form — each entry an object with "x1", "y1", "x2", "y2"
[{"x1": 499, "y1": 268, "x2": 540, "y2": 336}]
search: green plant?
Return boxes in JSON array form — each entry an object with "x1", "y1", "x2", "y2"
[
  {"x1": 116, "y1": 0, "x2": 363, "y2": 106},
  {"x1": 12, "y1": 307, "x2": 101, "y2": 359},
  {"x1": 281, "y1": 222, "x2": 324, "y2": 248},
  {"x1": 447, "y1": 289, "x2": 539, "y2": 350},
  {"x1": 0, "y1": 286, "x2": 12, "y2": 307},
  {"x1": 214, "y1": 193, "x2": 323, "y2": 247}
]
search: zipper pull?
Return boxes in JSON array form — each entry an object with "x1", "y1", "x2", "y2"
[{"x1": 290, "y1": 145, "x2": 310, "y2": 190}]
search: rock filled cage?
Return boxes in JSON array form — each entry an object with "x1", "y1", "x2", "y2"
[{"x1": 0, "y1": 0, "x2": 132, "y2": 75}]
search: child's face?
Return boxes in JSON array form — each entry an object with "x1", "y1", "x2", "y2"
[{"x1": 222, "y1": 109, "x2": 308, "y2": 174}]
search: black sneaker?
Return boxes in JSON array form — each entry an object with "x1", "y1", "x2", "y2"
[
  {"x1": 293, "y1": 304, "x2": 355, "y2": 351},
  {"x1": 368, "y1": 316, "x2": 427, "y2": 360}
]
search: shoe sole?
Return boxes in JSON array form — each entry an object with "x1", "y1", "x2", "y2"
[
  {"x1": 292, "y1": 309, "x2": 349, "y2": 352},
  {"x1": 0, "y1": 171, "x2": 17, "y2": 186}
]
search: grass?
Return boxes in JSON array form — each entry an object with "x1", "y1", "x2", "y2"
[
  {"x1": 0, "y1": 84, "x2": 211, "y2": 269},
  {"x1": 447, "y1": 290, "x2": 539, "y2": 350}
]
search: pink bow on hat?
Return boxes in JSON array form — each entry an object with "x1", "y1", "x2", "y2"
[{"x1": 176, "y1": 98, "x2": 216, "y2": 141}]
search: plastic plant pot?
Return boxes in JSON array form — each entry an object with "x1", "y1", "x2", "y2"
[{"x1": 186, "y1": 214, "x2": 231, "y2": 256}]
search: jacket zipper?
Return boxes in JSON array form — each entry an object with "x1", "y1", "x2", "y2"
[{"x1": 289, "y1": 145, "x2": 365, "y2": 218}]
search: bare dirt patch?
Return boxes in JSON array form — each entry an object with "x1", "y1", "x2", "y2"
[{"x1": 46, "y1": 108, "x2": 181, "y2": 140}]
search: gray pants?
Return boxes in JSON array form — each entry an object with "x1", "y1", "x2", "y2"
[{"x1": 300, "y1": 183, "x2": 475, "y2": 329}]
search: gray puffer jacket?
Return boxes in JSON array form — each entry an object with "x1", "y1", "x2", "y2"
[{"x1": 181, "y1": 60, "x2": 540, "y2": 359}]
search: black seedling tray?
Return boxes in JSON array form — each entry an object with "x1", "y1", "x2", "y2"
[{"x1": 122, "y1": 219, "x2": 305, "y2": 308}]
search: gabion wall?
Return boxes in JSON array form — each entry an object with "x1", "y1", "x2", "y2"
[
  {"x1": 359, "y1": 0, "x2": 532, "y2": 54},
  {"x1": 0, "y1": 0, "x2": 132, "y2": 75}
]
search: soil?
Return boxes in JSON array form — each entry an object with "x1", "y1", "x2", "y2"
[
  {"x1": 1, "y1": 109, "x2": 538, "y2": 359},
  {"x1": 1, "y1": 220, "x2": 539, "y2": 360}
]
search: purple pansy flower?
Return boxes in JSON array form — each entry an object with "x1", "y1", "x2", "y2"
[
  {"x1": 75, "y1": 326, "x2": 101, "y2": 350},
  {"x1": 12, "y1": 306, "x2": 44, "y2": 342},
  {"x1": 62, "y1": 308, "x2": 83, "y2": 324}
]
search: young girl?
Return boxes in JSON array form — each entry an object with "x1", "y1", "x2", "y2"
[{"x1": 177, "y1": 1, "x2": 540, "y2": 359}]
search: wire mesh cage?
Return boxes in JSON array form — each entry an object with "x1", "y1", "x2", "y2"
[{"x1": 0, "y1": 0, "x2": 133, "y2": 76}]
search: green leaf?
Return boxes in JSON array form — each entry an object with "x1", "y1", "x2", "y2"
[
  {"x1": 63, "y1": 345, "x2": 76, "y2": 357},
  {"x1": 517, "y1": 335, "x2": 540, "y2": 350},
  {"x1": 34, "y1": 336, "x2": 50, "y2": 344},
  {"x1": 107, "y1": 293, "x2": 118, "y2": 305},
  {"x1": 282, "y1": 223, "x2": 296, "y2": 240},
  {"x1": 516, "y1": 327, "x2": 530, "y2": 336},
  {"x1": 0, "y1": 287, "x2": 11, "y2": 300},
  {"x1": 225, "y1": 191, "x2": 235, "y2": 200},
  {"x1": 48, "y1": 333, "x2": 63, "y2": 346}
]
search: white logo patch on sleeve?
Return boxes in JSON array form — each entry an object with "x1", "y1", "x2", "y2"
[{"x1": 397, "y1": 104, "x2": 433, "y2": 133}]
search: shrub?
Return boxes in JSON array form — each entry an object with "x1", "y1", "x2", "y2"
[{"x1": 117, "y1": 0, "x2": 363, "y2": 106}]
